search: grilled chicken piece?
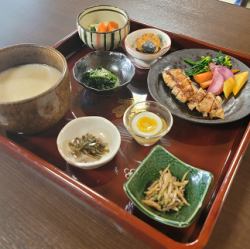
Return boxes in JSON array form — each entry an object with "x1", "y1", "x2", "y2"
[
  {"x1": 196, "y1": 92, "x2": 215, "y2": 117},
  {"x1": 187, "y1": 88, "x2": 206, "y2": 111},
  {"x1": 209, "y1": 96, "x2": 224, "y2": 119},
  {"x1": 162, "y1": 71, "x2": 177, "y2": 89},
  {"x1": 167, "y1": 69, "x2": 196, "y2": 103},
  {"x1": 176, "y1": 90, "x2": 188, "y2": 103},
  {"x1": 172, "y1": 86, "x2": 181, "y2": 96},
  {"x1": 168, "y1": 69, "x2": 193, "y2": 89},
  {"x1": 187, "y1": 87, "x2": 204, "y2": 110},
  {"x1": 161, "y1": 68, "x2": 224, "y2": 119}
]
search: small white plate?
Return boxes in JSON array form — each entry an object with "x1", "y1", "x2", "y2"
[{"x1": 56, "y1": 116, "x2": 121, "y2": 169}]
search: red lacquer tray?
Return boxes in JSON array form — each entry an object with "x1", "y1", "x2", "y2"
[{"x1": 1, "y1": 21, "x2": 249, "y2": 249}]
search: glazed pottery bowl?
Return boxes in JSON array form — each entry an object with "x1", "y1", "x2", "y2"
[
  {"x1": 124, "y1": 145, "x2": 213, "y2": 228},
  {"x1": 56, "y1": 116, "x2": 121, "y2": 169},
  {"x1": 0, "y1": 44, "x2": 71, "y2": 134},
  {"x1": 73, "y1": 51, "x2": 135, "y2": 93},
  {"x1": 124, "y1": 28, "x2": 171, "y2": 69},
  {"x1": 77, "y1": 5, "x2": 130, "y2": 50}
]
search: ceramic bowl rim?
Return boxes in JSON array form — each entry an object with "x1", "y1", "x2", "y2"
[
  {"x1": 77, "y1": 4, "x2": 130, "y2": 34},
  {"x1": 73, "y1": 50, "x2": 135, "y2": 92},
  {"x1": 0, "y1": 43, "x2": 68, "y2": 106},
  {"x1": 56, "y1": 116, "x2": 121, "y2": 169},
  {"x1": 123, "y1": 145, "x2": 214, "y2": 228}
]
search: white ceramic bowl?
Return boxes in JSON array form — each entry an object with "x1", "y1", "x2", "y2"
[
  {"x1": 77, "y1": 5, "x2": 130, "y2": 51},
  {"x1": 124, "y1": 28, "x2": 171, "y2": 69},
  {"x1": 56, "y1": 116, "x2": 121, "y2": 169}
]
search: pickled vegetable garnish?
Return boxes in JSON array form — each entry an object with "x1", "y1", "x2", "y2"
[
  {"x1": 142, "y1": 166, "x2": 189, "y2": 212},
  {"x1": 68, "y1": 133, "x2": 109, "y2": 161}
]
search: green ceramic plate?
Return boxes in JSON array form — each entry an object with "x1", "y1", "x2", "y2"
[{"x1": 123, "y1": 145, "x2": 213, "y2": 228}]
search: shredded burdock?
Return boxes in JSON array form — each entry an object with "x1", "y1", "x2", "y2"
[
  {"x1": 68, "y1": 133, "x2": 109, "y2": 161},
  {"x1": 142, "y1": 166, "x2": 189, "y2": 212}
]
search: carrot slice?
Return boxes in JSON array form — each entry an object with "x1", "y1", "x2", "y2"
[
  {"x1": 107, "y1": 21, "x2": 119, "y2": 32},
  {"x1": 199, "y1": 79, "x2": 212, "y2": 89},
  {"x1": 97, "y1": 22, "x2": 108, "y2": 32},
  {"x1": 193, "y1": 71, "x2": 213, "y2": 84}
]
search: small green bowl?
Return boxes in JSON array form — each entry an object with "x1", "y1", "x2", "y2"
[{"x1": 123, "y1": 145, "x2": 213, "y2": 228}]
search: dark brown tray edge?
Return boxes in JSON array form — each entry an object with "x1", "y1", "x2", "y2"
[{"x1": 197, "y1": 122, "x2": 250, "y2": 247}]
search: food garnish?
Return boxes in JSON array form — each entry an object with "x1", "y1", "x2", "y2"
[
  {"x1": 223, "y1": 77, "x2": 235, "y2": 98},
  {"x1": 207, "y1": 66, "x2": 225, "y2": 95},
  {"x1": 89, "y1": 21, "x2": 119, "y2": 32},
  {"x1": 68, "y1": 133, "x2": 109, "y2": 161},
  {"x1": 135, "y1": 33, "x2": 161, "y2": 54},
  {"x1": 81, "y1": 67, "x2": 119, "y2": 90},
  {"x1": 193, "y1": 71, "x2": 213, "y2": 85},
  {"x1": 199, "y1": 79, "x2": 212, "y2": 89},
  {"x1": 184, "y1": 51, "x2": 232, "y2": 77},
  {"x1": 233, "y1": 71, "x2": 249, "y2": 96},
  {"x1": 142, "y1": 166, "x2": 189, "y2": 212},
  {"x1": 184, "y1": 56, "x2": 212, "y2": 77},
  {"x1": 162, "y1": 68, "x2": 224, "y2": 119},
  {"x1": 211, "y1": 51, "x2": 232, "y2": 68},
  {"x1": 107, "y1": 21, "x2": 119, "y2": 32},
  {"x1": 231, "y1": 69, "x2": 240, "y2": 74}
]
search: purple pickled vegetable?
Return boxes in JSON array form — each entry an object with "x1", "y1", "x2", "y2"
[
  {"x1": 209, "y1": 63, "x2": 234, "y2": 80},
  {"x1": 207, "y1": 68, "x2": 224, "y2": 95}
]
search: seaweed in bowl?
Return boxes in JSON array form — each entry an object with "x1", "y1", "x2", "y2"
[{"x1": 81, "y1": 67, "x2": 120, "y2": 90}]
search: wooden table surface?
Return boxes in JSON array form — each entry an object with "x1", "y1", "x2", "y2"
[{"x1": 0, "y1": 1, "x2": 249, "y2": 248}]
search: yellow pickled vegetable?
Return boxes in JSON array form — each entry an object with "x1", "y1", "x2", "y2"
[
  {"x1": 233, "y1": 71, "x2": 249, "y2": 96},
  {"x1": 223, "y1": 77, "x2": 236, "y2": 98}
]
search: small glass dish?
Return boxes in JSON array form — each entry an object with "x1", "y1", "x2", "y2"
[{"x1": 123, "y1": 101, "x2": 173, "y2": 146}]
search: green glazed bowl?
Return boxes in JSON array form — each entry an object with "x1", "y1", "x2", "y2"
[{"x1": 123, "y1": 145, "x2": 213, "y2": 228}]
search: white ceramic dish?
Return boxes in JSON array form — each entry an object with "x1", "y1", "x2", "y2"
[
  {"x1": 56, "y1": 116, "x2": 121, "y2": 169},
  {"x1": 124, "y1": 28, "x2": 171, "y2": 69}
]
